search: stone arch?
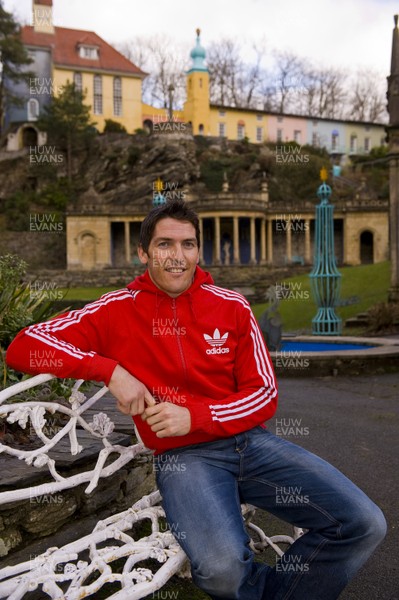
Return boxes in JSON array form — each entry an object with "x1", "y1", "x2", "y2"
[
  {"x1": 360, "y1": 229, "x2": 374, "y2": 264},
  {"x1": 78, "y1": 231, "x2": 97, "y2": 270},
  {"x1": 21, "y1": 125, "x2": 39, "y2": 148},
  {"x1": 143, "y1": 119, "x2": 153, "y2": 134}
]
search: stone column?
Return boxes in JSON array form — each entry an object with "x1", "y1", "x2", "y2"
[
  {"x1": 233, "y1": 216, "x2": 240, "y2": 264},
  {"x1": 260, "y1": 218, "x2": 267, "y2": 264},
  {"x1": 267, "y1": 219, "x2": 273, "y2": 264},
  {"x1": 389, "y1": 154, "x2": 399, "y2": 301},
  {"x1": 214, "y1": 216, "x2": 221, "y2": 265},
  {"x1": 305, "y1": 218, "x2": 311, "y2": 264},
  {"x1": 250, "y1": 217, "x2": 256, "y2": 264},
  {"x1": 342, "y1": 216, "x2": 348, "y2": 265},
  {"x1": 124, "y1": 221, "x2": 130, "y2": 264},
  {"x1": 286, "y1": 219, "x2": 292, "y2": 263},
  {"x1": 199, "y1": 217, "x2": 205, "y2": 264}
]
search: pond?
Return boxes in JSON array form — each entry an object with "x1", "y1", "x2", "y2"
[{"x1": 280, "y1": 341, "x2": 376, "y2": 352}]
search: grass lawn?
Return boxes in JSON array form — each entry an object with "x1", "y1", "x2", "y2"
[
  {"x1": 61, "y1": 286, "x2": 119, "y2": 301},
  {"x1": 60, "y1": 262, "x2": 390, "y2": 335},
  {"x1": 251, "y1": 261, "x2": 390, "y2": 334}
]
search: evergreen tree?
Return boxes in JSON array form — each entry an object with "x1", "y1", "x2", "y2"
[
  {"x1": 0, "y1": 1, "x2": 32, "y2": 134},
  {"x1": 37, "y1": 82, "x2": 97, "y2": 180}
]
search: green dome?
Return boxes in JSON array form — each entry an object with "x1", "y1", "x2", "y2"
[{"x1": 188, "y1": 29, "x2": 207, "y2": 72}]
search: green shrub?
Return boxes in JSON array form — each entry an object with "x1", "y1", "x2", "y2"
[
  {"x1": 0, "y1": 254, "x2": 62, "y2": 388},
  {"x1": 104, "y1": 119, "x2": 127, "y2": 134},
  {"x1": 127, "y1": 145, "x2": 142, "y2": 167}
]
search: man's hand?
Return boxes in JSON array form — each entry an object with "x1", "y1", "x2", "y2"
[
  {"x1": 142, "y1": 403, "x2": 191, "y2": 437},
  {"x1": 108, "y1": 364, "x2": 156, "y2": 415}
]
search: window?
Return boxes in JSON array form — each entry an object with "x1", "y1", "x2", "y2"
[
  {"x1": 73, "y1": 72, "x2": 82, "y2": 92},
  {"x1": 256, "y1": 114, "x2": 263, "y2": 121},
  {"x1": 27, "y1": 98, "x2": 39, "y2": 121},
  {"x1": 277, "y1": 116, "x2": 283, "y2": 123},
  {"x1": 218, "y1": 110, "x2": 226, "y2": 117},
  {"x1": 331, "y1": 132, "x2": 339, "y2": 151},
  {"x1": 113, "y1": 77, "x2": 122, "y2": 116},
  {"x1": 237, "y1": 123, "x2": 245, "y2": 140},
  {"x1": 218, "y1": 122, "x2": 226, "y2": 137},
  {"x1": 312, "y1": 132, "x2": 319, "y2": 147},
  {"x1": 79, "y1": 46, "x2": 99, "y2": 60},
  {"x1": 256, "y1": 127, "x2": 263, "y2": 142},
  {"x1": 199, "y1": 78, "x2": 203, "y2": 88},
  {"x1": 364, "y1": 137, "x2": 370, "y2": 152},
  {"x1": 277, "y1": 128, "x2": 283, "y2": 142},
  {"x1": 294, "y1": 130, "x2": 301, "y2": 143},
  {"x1": 93, "y1": 75, "x2": 103, "y2": 115},
  {"x1": 350, "y1": 135, "x2": 357, "y2": 153}
]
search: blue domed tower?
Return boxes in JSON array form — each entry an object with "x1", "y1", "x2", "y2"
[
  {"x1": 189, "y1": 29, "x2": 207, "y2": 72},
  {"x1": 152, "y1": 178, "x2": 167, "y2": 207},
  {"x1": 184, "y1": 29, "x2": 210, "y2": 136}
]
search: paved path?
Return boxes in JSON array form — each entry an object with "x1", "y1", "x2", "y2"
[{"x1": 271, "y1": 373, "x2": 399, "y2": 600}]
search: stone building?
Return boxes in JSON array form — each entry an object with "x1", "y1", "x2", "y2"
[
  {"x1": 66, "y1": 162, "x2": 388, "y2": 271},
  {"x1": 64, "y1": 28, "x2": 388, "y2": 271}
]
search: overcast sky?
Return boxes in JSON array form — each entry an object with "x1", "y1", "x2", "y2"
[{"x1": 3, "y1": 0, "x2": 397, "y2": 77}]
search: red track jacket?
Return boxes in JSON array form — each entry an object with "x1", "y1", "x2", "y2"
[{"x1": 6, "y1": 267, "x2": 278, "y2": 453}]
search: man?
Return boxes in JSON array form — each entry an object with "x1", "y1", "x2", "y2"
[{"x1": 6, "y1": 199, "x2": 386, "y2": 599}]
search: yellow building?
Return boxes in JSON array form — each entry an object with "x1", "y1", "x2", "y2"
[
  {"x1": 10, "y1": 0, "x2": 146, "y2": 147},
  {"x1": 144, "y1": 30, "x2": 386, "y2": 165}
]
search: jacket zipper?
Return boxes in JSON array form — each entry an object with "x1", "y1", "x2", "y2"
[{"x1": 171, "y1": 298, "x2": 190, "y2": 391}]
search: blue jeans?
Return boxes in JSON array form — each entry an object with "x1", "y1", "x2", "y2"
[{"x1": 154, "y1": 426, "x2": 386, "y2": 600}]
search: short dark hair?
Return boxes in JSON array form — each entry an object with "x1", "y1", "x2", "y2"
[{"x1": 139, "y1": 199, "x2": 200, "y2": 253}]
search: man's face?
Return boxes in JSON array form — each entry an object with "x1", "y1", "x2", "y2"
[{"x1": 138, "y1": 218, "x2": 199, "y2": 297}]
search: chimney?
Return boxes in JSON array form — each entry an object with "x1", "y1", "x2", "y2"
[{"x1": 32, "y1": 0, "x2": 54, "y2": 35}]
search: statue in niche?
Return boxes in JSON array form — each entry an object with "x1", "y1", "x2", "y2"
[
  {"x1": 223, "y1": 239, "x2": 231, "y2": 265},
  {"x1": 258, "y1": 285, "x2": 282, "y2": 351}
]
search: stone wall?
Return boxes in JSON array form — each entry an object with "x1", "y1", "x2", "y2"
[
  {"x1": 0, "y1": 230, "x2": 66, "y2": 270},
  {"x1": 0, "y1": 451, "x2": 155, "y2": 559}
]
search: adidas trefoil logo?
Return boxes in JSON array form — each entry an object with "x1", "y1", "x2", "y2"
[{"x1": 203, "y1": 328, "x2": 230, "y2": 355}]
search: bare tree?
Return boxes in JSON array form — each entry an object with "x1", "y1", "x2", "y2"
[
  {"x1": 207, "y1": 38, "x2": 268, "y2": 108},
  {"x1": 116, "y1": 35, "x2": 386, "y2": 125},
  {"x1": 290, "y1": 63, "x2": 348, "y2": 119},
  {"x1": 270, "y1": 51, "x2": 305, "y2": 113},
  {"x1": 348, "y1": 69, "x2": 386, "y2": 122},
  {"x1": 116, "y1": 35, "x2": 189, "y2": 110},
  {"x1": 207, "y1": 38, "x2": 242, "y2": 106}
]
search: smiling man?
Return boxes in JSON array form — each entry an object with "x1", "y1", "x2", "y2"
[{"x1": 6, "y1": 199, "x2": 386, "y2": 599}]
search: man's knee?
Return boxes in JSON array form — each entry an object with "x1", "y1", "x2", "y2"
[
  {"x1": 192, "y1": 549, "x2": 250, "y2": 599},
  {"x1": 344, "y1": 500, "x2": 387, "y2": 547}
]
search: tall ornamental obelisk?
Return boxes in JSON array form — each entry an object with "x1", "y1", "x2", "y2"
[{"x1": 387, "y1": 15, "x2": 399, "y2": 303}]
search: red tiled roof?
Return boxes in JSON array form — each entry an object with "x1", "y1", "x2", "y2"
[
  {"x1": 21, "y1": 26, "x2": 146, "y2": 77},
  {"x1": 35, "y1": 0, "x2": 53, "y2": 6}
]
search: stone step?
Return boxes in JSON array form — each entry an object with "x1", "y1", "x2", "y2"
[{"x1": 345, "y1": 314, "x2": 371, "y2": 327}]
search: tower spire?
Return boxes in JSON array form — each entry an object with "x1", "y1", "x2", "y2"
[{"x1": 188, "y1": 28, "x2": 207, "y2": 73}]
